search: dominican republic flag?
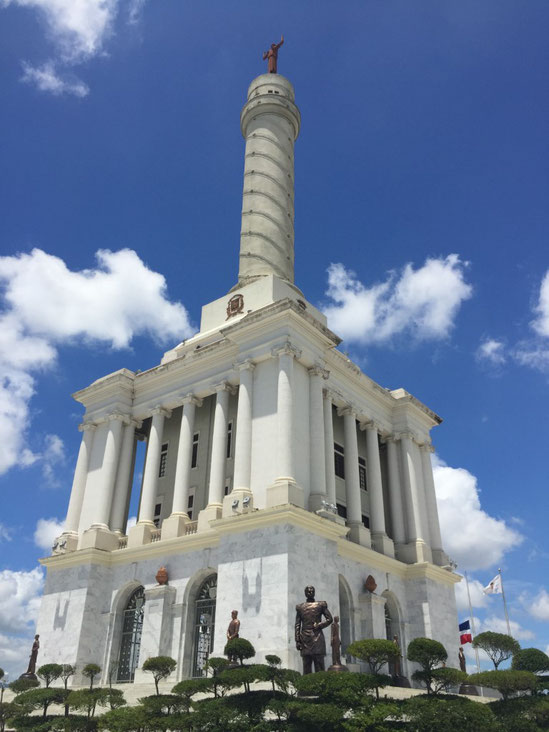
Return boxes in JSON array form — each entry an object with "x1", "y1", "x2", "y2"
[{"x1": 459, "y1": 620, "x2": 472, "y2": 645}]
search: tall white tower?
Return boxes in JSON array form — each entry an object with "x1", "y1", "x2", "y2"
[
  {"x1": 36, "y1": 63, "x2": 460, "y2": 689},
  {"x1": 237, "y1": 74, "x2": 300, "y2": 288}
]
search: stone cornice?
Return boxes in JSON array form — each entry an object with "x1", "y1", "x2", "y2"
[
  {"x1": 151, "y1": 406, "x2": 172, "y2": 419},
  {"x1": 233, "y1": 358, "x2": 256, "y2": 373},
  {"x1": 78, "y1": 422, "x2": 97, "y2": 432},
  {"x1": 308, "y1": 364, "x2": 329, "y2": 379},
  {"x1": 213, "y1": 381, "x2": 238, "y2": 395},
  {"x1": 271, "y1": 340, "x2": 302, "y2": 360},
  {"x1": 180, "y1": 393, "x2": 203, "y2": 408}
]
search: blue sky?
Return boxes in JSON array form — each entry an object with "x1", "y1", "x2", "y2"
[{"x1": 1, "y1": 0, "x2": 548, "y2": 677}]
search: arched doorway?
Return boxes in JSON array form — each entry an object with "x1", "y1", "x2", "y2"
[
  {"x1": 338, "y1": 576, "x2": 353, "y2": 663},
  {"x1": 117, "y1": 586, "x2": 145, "y2": 682},
  {"x1": 192, "y1": 574, "x2": 217, "y2": 677},
  {"x1": 383, "y1": 592, "x2": 402, "y2": 677}
]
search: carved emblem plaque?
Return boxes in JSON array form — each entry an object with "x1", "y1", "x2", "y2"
[{"x1": 226, "y1": 293, "x2": 244, "y2": 319}]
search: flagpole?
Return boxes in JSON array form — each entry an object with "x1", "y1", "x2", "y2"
[
  {"x1": 498, "y1": 568, "x2": 511, "y2": 636},
  {"x1": 464, "y1": 572, "x2": 482, "y2": 682}
]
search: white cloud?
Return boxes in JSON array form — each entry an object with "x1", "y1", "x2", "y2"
[
  {"x1": 34, "y1": 517, "x2": 65, "y2": 551},
  {"x1": 322, "y1": 255, "x2": 472, "y2": 345},
  {"x1": 454, "y1": 576, "x2": 489, "y2": 613},
  {"x1": 126, "y1": 515, "x2": 137, "y2": 531},
  {"x1": 531, "y1": 271, "x2": 549, "y2": 338},
  {"x1": 513, "y1": 344, "x2": 549, "y2": 373},
  {"x1": 481, "y1": 615, "x2": 534, "y2": 641},
  {"x1": 0, "y1": 567, "x2": 44, "y2": 678},
  {"x1": 433, "y1": 456, "x2": 523, "y2": 571},
  {"x1": 2, "y1": 0, "x2": 146, "y2": 95},
  {"x1": 529, "y1": 589, "x2": 549, "y2": 622},
  {"x1": 0, "y1": 247, "x2": 194, "y2": 476},
  {"x1": 21, "y1": 60, "x2": 89, "y2": 97},
  {"x1": 476, "y1": 338, "x2": 506, "y2": 366},
  {"x1": 0, "y1": 523, "x2": 12, "y2": 542}
]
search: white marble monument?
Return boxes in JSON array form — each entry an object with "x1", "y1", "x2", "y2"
[{"x1": 37, "y1": 71, "x2": 460, "y2": 687}]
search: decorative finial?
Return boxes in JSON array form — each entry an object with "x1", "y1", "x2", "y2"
[{"x1": 263, "y1": 35, "x2": 284, "y2": 74}]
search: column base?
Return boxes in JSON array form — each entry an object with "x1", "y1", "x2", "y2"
[
  {"x1": 371, "y1": 531, "x2": 395, "y2": 558},
  {"x1": 127, "y1": 522, "x2": 154, "y2": 548},
  {"x1": 266, "y1": 478, "x2": 304, "y2": 509},
  {"x1": 161, "y1": 513, "x2": 190, "y2": 540},
  {"x1": 222, "y1": 490, "x2": 254, "y2": 518},
  {"x1": 432, "y1": 548, "x2": 450, "y2": 567},
  {"x1": 55, "y1": 532, "x2": 78, "y2": 553},
  {"x1": 315, "y1": 509, "x2": 346, "y2": 526},
  {"x1": 197, "y1": 504, "x2": 222, "y2": 532},
  {"x1": 77, "y1": 527, "x2": 119, "y2": 552},
  {"x1": 308, "y1": 493, "x2": 331, "y2": 513},
  {"x1": 398, "y1": 539, "x2": 433, "y2": 564},
  {"x1": 347, "y1": 522, "x2": 371, "y2": 548}
]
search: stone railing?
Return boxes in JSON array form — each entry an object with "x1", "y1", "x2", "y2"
[
  {"x1": 150, "y1": 528, "x2": 162, "y2": 543},
  {"x1": 185, "y1": 521, "x2": 198, "y2": 535},
  {"x1": 115, "y1": 521, "x2": 198, "y2": 550},
  {"x1": 118, "y1": 536, "x2": 128, "y2": 549}
]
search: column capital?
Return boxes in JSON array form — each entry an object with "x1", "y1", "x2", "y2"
[
  {"x1": 106, "y1": 411, "x2": 132, "y2": 425},
  {"x1": 419, "y1": 441, "x2": 435, "y2": 454},
  {"x1": 381, "y1": 433, "x2": 398, "y2": 445},
  {"x1": 180, "y1": 393, "x2": 203, "y2": 408},
  {"x1": 213, "y1": 381, "x2": 238, "y2": 395},
  {"x1": 338, "y1": 404, "x2": 358, "y2": 418},
  {"x1": 395, "y1": 431, "x2": 415, "y2": 443},
  {"x1": 151, "y1": 406, "x2": 172, "y2": 419},
  {"x1": 271, "y1": 341, "x2": 302, "y2": 360},
  {"x1": 322, "y1": 387, "x2": 340, "y2": 403},
  {"x1": 78, "y1": 421, "x2": 97, "y2": 432},
  {"x1": 308, "y1": 364, "x2": 329, "y2": 379},
  {"x1": 234, "y1": 358, "x2": 256, "y2": 373}
]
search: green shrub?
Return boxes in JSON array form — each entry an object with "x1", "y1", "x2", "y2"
[
  {"x1": 9, "y1": 678, "x2": 39, "y2": 694},
  {"x1": 141, "y1": 656, "x2": 177, "y2": 695},
  {"x1": 512, "y1": 647, "x2": 549, "y2": 674},
  {"x1": 97, "y1": 706, "x2": 148, "y2": 732},
  {"x1": 14, "y1": 688, "x2": 68, "y2": 717},
  {"x1": 405, "y1": 696, "x2": 500, "y2": 732},
  {"x1": 468, "y1": 669, "x2": 538, "y2": 700},
  {"x1": 407, "y1": 637, "x2": 448, "y2": 694},
  {"x1": 81, "y1": 665, "x2": 101, "y2": 691},
  {"x1": 37, "y1": 664, "x2": 63, "y2": 688},
  {"x1": 223, "y1": 637, "x2": 256, "y2": 666}
]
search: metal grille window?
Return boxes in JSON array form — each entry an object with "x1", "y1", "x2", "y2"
[
  {"x1": 192, "y1": 575, "x2": 217, "y2": 677},
  {"x1": 191, "y1": 433, "x2": 199, "y2": 469},
  {"x1": 158, "y1": 443, "x2": 168, "y2": 477},
  {"x1": 336, "y1": 503, "x2": 347, "y2": 520},
  {"x1": 362, "y1": 514, "x2": 370, "y2": 529},
  {"x1": 117, "y1": 587, "x2": 145, "y2": 683},
  {"x1": 359, "y1": 457, "x2": 367, "y2": 491},
  {"x1": 226, "y1": 422, "x2": 233, "y2": 458},
  {"x1": 334, "y1": 443, "x2": 345, "y2": 479},
  {"x1": 153, "y1": 502, "x2": 161, "y2": 528},
  {"x1": 187, "y1": 493, "x2": 194, "y2": 520}
]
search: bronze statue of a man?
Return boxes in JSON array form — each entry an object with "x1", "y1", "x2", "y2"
[
  {"x1": 458, "y1": 646, "x2": 466, "y2": 673},
  {"x1": 226, "y1": 610, "x2": 240, "y2": 641},
  {"x1": 263, "y1": 35, "x2": 284, "y2": 74},
  {"x1": 295, "y1": 585, "x2": 333, "y2": 674},
  {"x1": 27, "y1": 634, "x2": 40, "y2": 675}
]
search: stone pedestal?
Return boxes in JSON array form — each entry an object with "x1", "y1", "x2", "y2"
[
  {"x1": 127, "y1": 522, "x2": 154, "y2": 548},
  {"x1": 197, "y1": 504, "x2": 222, "y2": 532},
  {"x1": 77, "y1": 527, "x2": 119, "y2": 552},
  {"x1": 161, "y1": 514, "x2": 190, "y2": 541},
  {"x1": 432, "y1": 548, "x2": 450, "y2": 567},
  {"x1": 266, "y1": 479, "x2": 304, "y2": 509},
  {"x1": 398, "y1": 539, "x2": 432, "y2": 565},
  {"x1": 315, "y1": 508, "x2": 346, "y2": 526},
  {"x1": 347, "y1": 523, "x2": 371, "y2": 548},
  {"x1": 459, "y1": 683, "x2": 479, "y2": 696},
  {"x1": 371, "y1": 532, "x2": 395, "y2": 558},
  {"x1": 58, "y1": 533, "x2": 78, "y2": 552}
]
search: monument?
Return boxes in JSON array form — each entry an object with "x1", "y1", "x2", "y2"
[
  {"x1": 295, "y1": 586, "x2": 333, "y2": 674},
  {"x1": 34, "y1": 40, "x2": 460, "y2": 687}
]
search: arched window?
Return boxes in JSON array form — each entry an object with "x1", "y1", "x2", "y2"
[
  {"x1": 117, "y1": 587, "x2": 145, "y2": 682},
  {"x1": 338, "y1": 576, "x2": 353, "y2": 663},
  {"x1": 192, "y1": 575, "x2": 217, "y2": 677}
]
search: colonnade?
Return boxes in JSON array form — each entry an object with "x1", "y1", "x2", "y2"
[{"x1": 65, "y1": 345, "x2": 445, "y2": 564}]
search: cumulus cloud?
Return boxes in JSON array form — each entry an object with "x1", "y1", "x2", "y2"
[
  {"x1": 0, "y1": 247, "x2": 194, "y2": 476},
  {"x1": 34, "y1": 517, "x2": 65, "y2": 552},
  {"x1": 2, "y1": 0, "x2": 146, "y2": 95},
  {"x1": 481, "y1": 615, "x2": 534, "y2": 641},
  {"x1": 433, "y1": 456, "x2": 523, "y2": 571},
  {"x1": 322, "y1": 255, "x2": 472, "y2": 345},
  {"x1": 531, "y1": 271, "x2": 549, "y2": 338},
  {"x1": 21, "y1": 60, "x2": 89, "y2": 97},
  {"x1": 476, "y1": 338, "x2": 506, "y2": 366},
  {"x1": 529, "y1": 589, "x2": 549, "y2": 621},
  {"x1": 454, "y1": 576, "x2": 489, "y2": 613},
  {"x1": 0, "y1": 567, "x2": 44, "y2": 677},
  {"x1": 0, "y1": 523, "x2": 12, "y2": 542}
]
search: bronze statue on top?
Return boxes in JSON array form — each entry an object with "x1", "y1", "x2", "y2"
[
  {"x1": 263, "y1": 35, "x2": 284, "y2": 74},
  {"x1": 295, "y1": 585, "x2": 333, "y2": 674}
]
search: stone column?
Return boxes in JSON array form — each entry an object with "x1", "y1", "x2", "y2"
[
  {"x1": 363, "y1": 422, "x2": 394, "y2": 557},
  {"x1": 128, "y1": 407, "x2": 171, "y2": 547},
  {"x1": 308, "y1": 366, "x2": 328, "y2": 512},
  {"x1": 323, "y1": 389, "x2": 337, "y2": 507},
  {"x1": 223, "y1": 361, "x2": 255, "y2": 517},
  {"x1": 420, "y1": 443, "x2": 447, "y2": 566},
  {"x1": 198, "y1": 383, "x2": 234, "y2": 531},
  {"x1": 267, "y1": 343, "x2": 304, "y2": 509},
  {"x1": 398, "y1": 434, "x2": 431, "y2": 564},
  {"x1": 79, "y1": 414, "x2": 125, "y2": 551},
  {"x1": 110, "y1": 418, "x2": 140, "y2": 534},
  {"x1": 342, "y1": 407, "x2": 370, "y2": 547},
  {"x1": 63, "y1": 422, "x2": 96, "y2": 545},
  {"x1": 386, "y1": 437, "x2": 406, "y2": 552},
  {"x1": 162, "y1": 395, "x2": 202, "y2": 539}
]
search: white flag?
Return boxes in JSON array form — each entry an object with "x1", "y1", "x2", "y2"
[{"x1": 483, "y1": 574, "x2": 502, "y2": 594}]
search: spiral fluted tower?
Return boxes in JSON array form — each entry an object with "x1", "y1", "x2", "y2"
[{"x1": 237, "y1": 74, "x2": 301, "y2": 287}]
